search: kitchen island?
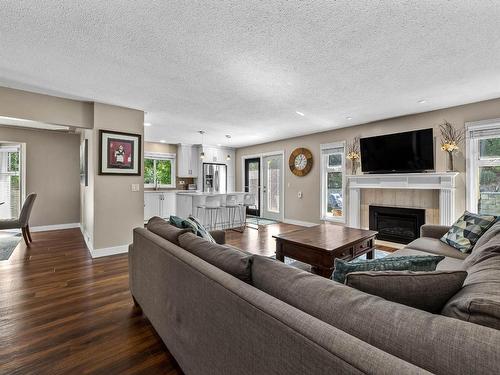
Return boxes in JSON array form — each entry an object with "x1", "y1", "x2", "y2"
[{"x1": 176, "y1": 192, "x2": 247, "y2": 230}]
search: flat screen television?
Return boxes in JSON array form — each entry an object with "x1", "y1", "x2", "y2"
[{"x1": 360, "y1": 128, "x2": 434, "y2": 173}]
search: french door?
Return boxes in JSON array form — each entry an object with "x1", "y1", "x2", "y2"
[
  {"x1": 262, "y1": 154, "x2": 283, "y2": 220},
  {"x1": 244, "y1": 158, "x2": 260, "y2": 216},
  {"x1": 0, "y1": 143, "x2": 23, "y2": 219}
]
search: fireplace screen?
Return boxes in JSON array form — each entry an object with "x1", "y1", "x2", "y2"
[{"x1": 369, "y1": 206, "x2": 425, "y2": 244}]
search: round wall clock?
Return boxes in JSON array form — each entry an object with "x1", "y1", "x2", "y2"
[{"x1": 289, "y1": 148, "x2": 313, "y2": 176}]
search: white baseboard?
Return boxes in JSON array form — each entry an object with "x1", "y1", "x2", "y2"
[
  {"x1": 78, "y1": 225, "x2": 129, "y2": 258},
  {"x1": 89, "y1": 244, "x2": 129, "y2": 258},
  {"x1": 282, "y1": 218, "x2": 318, "y2": 227},
  {"x1": 30, "y1": 222, "x2": 80, "y2": 232}
]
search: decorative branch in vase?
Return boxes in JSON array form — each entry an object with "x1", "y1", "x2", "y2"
[
  {"x1": 439, "y1": 120, "x2": 464, "y2": 172},
  {"x1": 346, "y1": 137, "x2": 360, "y2": 175}
]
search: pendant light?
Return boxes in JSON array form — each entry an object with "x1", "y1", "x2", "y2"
[
  {"x1": 225, "y1": 135, "x2": 231, "y2": 160},
  {"x1": 199, "y1": 130, "x2": 205, "y2": 160}
]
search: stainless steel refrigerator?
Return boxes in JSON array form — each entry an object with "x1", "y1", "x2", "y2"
[{"x1": 203, "y1": 163, "x2": 227, "y2": 193}]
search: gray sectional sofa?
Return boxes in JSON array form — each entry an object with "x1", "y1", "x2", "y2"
[{"x1": 129, "y1": 220, "x2": 500, "y2": 375}]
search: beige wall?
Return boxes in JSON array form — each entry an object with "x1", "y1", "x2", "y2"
[
  {"x1": 0, "y1": 87, "x2": 93, "y2": 128},
  {"x1": 144, "y1": 142, "x2": 177, "y2": 155},
  {"x1": 91, "y1": 103, "x2": 144, "y2": 251},
  {"x1": 236, "y1": 97, "x2": 500, "y2": 225},
  {"x1": 0, "y1": 126, "x2": 80, "y2": 226}
]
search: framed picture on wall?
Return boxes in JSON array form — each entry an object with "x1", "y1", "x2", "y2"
[{"x1": 98, "y1": 130, "x2": 141, "y2": 175}]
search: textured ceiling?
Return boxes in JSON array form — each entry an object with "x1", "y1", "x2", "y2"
[{"x1": 1, "y1": 1, "x2": 500, "y2": 147}]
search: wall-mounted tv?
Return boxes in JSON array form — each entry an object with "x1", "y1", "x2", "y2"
[{"x1": 360, "y1": 128, "x2": 434, "y2": 173}]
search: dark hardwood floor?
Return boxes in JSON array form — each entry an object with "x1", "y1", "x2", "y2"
[
  {"x1": 0, "y1": 223, "x2": 302, "y2": 374},
  {"x1": 0, "y1": 223, "x2": 395, "y2": 374}
]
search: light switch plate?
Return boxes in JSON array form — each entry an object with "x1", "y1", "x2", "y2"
[
  {"x1": 298, "y1": 191, "x2": 303, "y2": 199},
  {"x1": 131, "y1": 184, "x2": 140, "y2": 192}
]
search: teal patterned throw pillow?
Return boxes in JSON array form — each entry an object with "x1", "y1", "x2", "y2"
[
  {"x1": 188, "y1": 216, "x2": 216, "y2": 243},
  {"x1": 440, "y1": 211, "x2": 497, "y2": 253},
  {"x1": 332, "y1": 256, "x2": 444, "y2": 284}
]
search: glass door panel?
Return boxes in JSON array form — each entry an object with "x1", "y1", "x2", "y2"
[
  {"x1": 0, "y1": 144, "x2": 22, "y2": 219},
  {"x1": 244, "y1": 158, "x2": 260, "y2": 216},
  {"x1": 262, "y1": 154, "x2": 282, "y2": 220}
]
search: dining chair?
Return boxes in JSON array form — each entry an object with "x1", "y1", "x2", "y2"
[{"x1": 0, "y1": 193, "x2": 37, "y2": 246}]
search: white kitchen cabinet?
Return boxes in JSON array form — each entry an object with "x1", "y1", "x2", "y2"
[
  {"x1": 144, "y1": 192, "x2": 177, "y2": 221},
  {"x1": 177, "y1": 144, "x2": 199, "y2": 178}
]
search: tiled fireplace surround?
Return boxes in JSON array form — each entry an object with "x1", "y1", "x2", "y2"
[{"x1": 347, "y1": 173, "x2": 460, "y2": 230}]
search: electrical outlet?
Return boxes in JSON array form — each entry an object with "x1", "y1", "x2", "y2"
[{"x1": 131, "y1": 184, "x2": 140, "y2": 192}]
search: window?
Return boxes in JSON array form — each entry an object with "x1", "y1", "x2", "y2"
[
  {"x1": 144, "y1": 152, "x2": 176, "y2": 188},
  {"x1": 320, "y1": 142, "x2": 346, "y2": 222},
  {"x1": 466, "y1": 120, "x2": 500, "y2": 215}
]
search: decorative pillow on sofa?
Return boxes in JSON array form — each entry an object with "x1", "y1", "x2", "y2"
[
  {"x1": 332, "y1": 256, "x2": 444, "y2": 284},
  {"x1": 346, "y1": 270, "x2": 467, "y2": 313},
  {"x1": 440, "y1": 211, "x2": 497, "y2": 253},
  {"x1": 188, "y1": 216, "x2": 216, "y2": 243}
]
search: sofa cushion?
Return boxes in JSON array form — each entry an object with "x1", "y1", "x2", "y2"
[
  {"x1": 147, "y1": 216, "x2": 191, "y2": 246},
  {"x1": 332, "y1": 255, "x2": 444, "y2": 283},
  {"x1": 251, "y1": 255, "x2": 500, "y2": 375},
  {"x1": 178, "y1": 232, "x2": 252, "y2": 283},
  {"x1": 442, "y1": 239, "x2": 500, "y2": 330},
  {"x1": 440, "y1": 211, "x2": 497, "y2": 253},
  {"x1": 390, "y1": 247, "x2": 465, "y2": 271},
  {"x1": 406, "y1": 237, "x2": 468, "y2": 259},
  {"x1": 472, "y1": 219, "x2": 500, "y2": 250},
  {"x1": 346, "y1": 270, "x2": 467, "y2": 313}
]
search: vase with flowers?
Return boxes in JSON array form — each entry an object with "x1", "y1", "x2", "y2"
[
  {"x1": 346, "y1": 137, "x2": 360, "y2": 175},
  {"x1": 439, "y1": 120, "x2": 464, "y2": 172}
]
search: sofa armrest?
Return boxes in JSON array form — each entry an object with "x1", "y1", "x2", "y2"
[
  {"x1": 420, "y1": 224, "x2": 450, "y2": 239},
  {"x1": 210, "y1": 230, "x2": 225, "y2": 245}
]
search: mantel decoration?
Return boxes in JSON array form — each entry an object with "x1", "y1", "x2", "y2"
[
  {"x1": 346, "y1": 136, "x2": 360, "y2": 175},
  {"x1": 99, "y1": 130, "x2": 142, "y2": 175},
  {"x1": 439, "y1": 120, "x2": 464, "y2": 172}
]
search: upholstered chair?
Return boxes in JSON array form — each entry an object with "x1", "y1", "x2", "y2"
[{"x1": 0, "y1": 193, "x2": 37, "y2": 245}]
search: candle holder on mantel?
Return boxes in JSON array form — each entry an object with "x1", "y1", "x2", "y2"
[
  {"x1": 439, "y1": 120, "x2": 464, "y2": 172},
  {"x1": 346, "y1": 137, "x2": 360, "y2": 175}
]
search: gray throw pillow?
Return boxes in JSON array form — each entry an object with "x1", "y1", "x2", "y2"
[
  {"x1": 147, "y1": 216, "x2": 191, "y2": 245},
  {"x1": 333, "y1": 255, "x2": 445, "y2": 284},
  {"x1": 440, "y1": 211, "x2": 497, "y2": 253},
  {"x1": 346, "y1": 270, "x2": 467, "y2": 313},
  {"x1": 178, "y1": 232, "x2": 253, "y2": 283}
]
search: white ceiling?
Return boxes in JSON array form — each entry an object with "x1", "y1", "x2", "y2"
[{"x1": 1, "y1": 1, "x2": 500, "y2": 147}]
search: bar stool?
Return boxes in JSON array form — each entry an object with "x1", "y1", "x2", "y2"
[
  {"x1": 223, "y1": 194, "x2": 240, "y2": 230},
  {"x1": 239, "y1": 193, "x2": 259, "y2": 231},
  {"x1": 196, "y1": 195, "x2": 222, "y2": 230}
]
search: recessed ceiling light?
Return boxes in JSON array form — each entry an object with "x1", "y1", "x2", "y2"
[
  {"x1": 160, "y1": 140, "x2": 166, "y2": 143},
  {"x1": 217, "y1": 143, "x2": 222, "y2": 147},
  {"x1": 144, "y1": 122, "x2": 152, "y2": 127},
  {"x1": 296, "y1": 111, "x2": 305, "y2": 116},
  {"x1": 346, "y1": 116, "x2": 353, "y2": 120},
  {"x1": 418, "y1": 99, "x2": 427, "y2": 104}
]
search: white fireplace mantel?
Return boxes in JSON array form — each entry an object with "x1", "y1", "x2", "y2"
[{"x1": 346, "y1": 172, "x2": 459, "y2": 228}]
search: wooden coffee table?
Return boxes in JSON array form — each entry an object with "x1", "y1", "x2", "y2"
[{"x1": 273, "y1": 223, "x2": 378, "y2": 278}]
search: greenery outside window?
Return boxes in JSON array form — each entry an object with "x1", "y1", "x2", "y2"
[
  {"x1": 466, "y1": 121, "x2": 500, "y2": 215},
  {"x1": 320, "y1": 142, "x2": 346, "y2": 222},
  {"x1": 144, "y1": 152, "x2": 176, "y2": 189}
]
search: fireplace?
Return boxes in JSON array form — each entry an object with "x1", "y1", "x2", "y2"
[{"x1": 369, "y1": 205, "x2": 425, "y2": 244}]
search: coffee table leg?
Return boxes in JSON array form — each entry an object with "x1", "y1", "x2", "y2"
[
  {"x1": 311, "y1": 266, "x2": 334, "y2": 279},
  {"x1": 366, "y1": 249, "x2": 374, "y2": 259},
  {"x1": 275, "y1": 240, "x2": 285, "y2": 262}
]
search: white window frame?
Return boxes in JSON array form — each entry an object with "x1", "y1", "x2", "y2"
[
  {"x1": 144, "y1": 152, "x2": 176, "y2": 189},
  {"x1": 465, "y1": 118, "x2": 500, "y2": 213},
  {"x1": 320, "y1": 141, "x2": 346, "y2": 223}
]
